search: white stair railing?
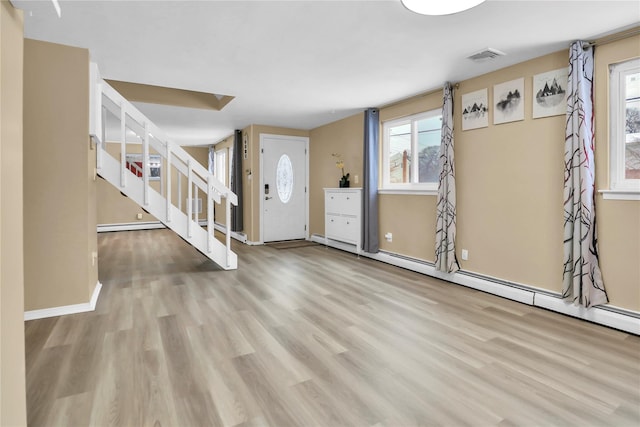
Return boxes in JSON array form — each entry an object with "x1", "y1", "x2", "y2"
[{"x1": 89, "y1": 63, "x2": 237, "y2": 270}]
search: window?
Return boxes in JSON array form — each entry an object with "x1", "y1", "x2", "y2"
[
  {"x1": 215, "y1": 148, "x2": 227, "y2": 186},
  {"x1": 381, "y1": 110, "x2": 442, "y2": 192},
  {"x1": 608, "y1": 58, "x2": 640, "y2": 199}
]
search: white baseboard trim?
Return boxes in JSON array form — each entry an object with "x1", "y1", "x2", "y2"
[
  {"x1": 98, "y1": 221, "x2": 166, "y2": 232},
  {"x1": 310, "y1": 233, "x2": 639, "y2": 335},
  {"x1": 24, "y1": 281, "x2": 103, "y2": 321},
  {"x1": 534, "y1": 294, "x2": 640, "y2": 335},
  {"x1": 98, "y1": 220, "x2": 247, "y2": 245},
  {"x1": 211, "y1": 221, "x2": 248, "y2": 243}
]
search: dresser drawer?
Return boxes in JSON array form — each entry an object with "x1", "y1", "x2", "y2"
[
  {"x1": 325, "y1": 191, "x2": 360, "y2": 216},
  {"x1": 341, "y1": 215, "x2": 359, "y2": 242},
  {"x1": 326, "y1": 214, "x2": 359, "y2": 244},
  {"x1": 324, "y1": 188, "x2": 362, "y2": 252}
]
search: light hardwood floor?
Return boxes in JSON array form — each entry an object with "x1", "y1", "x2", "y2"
[{"x1": 25, "y1": 229, "x2": 640, "y2": 426}]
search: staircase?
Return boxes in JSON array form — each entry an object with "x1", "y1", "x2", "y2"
[{"x1": 89, "y1": 63, "x2": 238, "y2": 270}]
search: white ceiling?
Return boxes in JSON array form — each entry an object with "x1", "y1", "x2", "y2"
[{"x1": 17, "y1": 0, "x2": 640, "y2": 145}]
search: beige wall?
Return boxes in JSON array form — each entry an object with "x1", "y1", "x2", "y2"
[
  {"x1": 309, "y1": 113, "x2": 364, "y2": 235},
  {"x1": 23, "y1": 39, "x2": 98, "y2": 310},
  {"x1": 379, "y1": 91, "x2": 445, "y2": 259},
  {"x1": 183, "y1": 145, "x2": 211, "y2": 218},
  {"x1": 97, "y1": 143, "x2": 157, "y2": 224},
  {"x1": 243, "y1": 125, "x2": 309, "y2": 242},
  {"x1": 0, "y1": 1, "x2": 27, "y2": 424},
  {"x1": 97, "y1": 144, "x2": 210, "y2": 225},
  {"x1": 308, "y1": 33, "x2": 640, "y2": 312},
  {"x1": 455, "y1": 51, "x2": 567, "y2": 291},
  {"x1": 594, "y1": 34, "x2": 640, "y2": 310}
]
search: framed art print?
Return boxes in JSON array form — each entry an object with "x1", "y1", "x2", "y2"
[
  {"x1": 533, "y1": 68, "x2": 568, "y2": 118},
  {"x1": 462, "y1": 88, "x2": 489, "y2": 130},
  {"x1": 494, "y1": 78, "x2": 524, "y2": 125}
]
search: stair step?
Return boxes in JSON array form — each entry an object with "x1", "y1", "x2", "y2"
[{"x1": 97, "y1": 152, "x2": 237, "y2": 270}]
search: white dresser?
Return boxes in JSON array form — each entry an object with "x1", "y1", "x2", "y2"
[{"x1": 324, "y1": 188, "x2": 362, "y2": 253}]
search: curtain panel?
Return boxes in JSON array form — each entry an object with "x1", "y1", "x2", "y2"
[
  {"x1": 562, "y1": 41, "x2": 608, "y2": 307},
  {"x1": 231, "y1": 130, "x2": 243, "y2": 232},
  {"x1": 208, "y1": 146, "x2": 215, "y2": 175},
  {"x1": 435, "y1": 82, "x2": 460, "y2": 273},
  {"x1": 362, "y1": 108, "x2": 379, "y2": 253}
]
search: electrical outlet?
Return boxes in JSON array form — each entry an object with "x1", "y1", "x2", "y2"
[
  {"x1": 461, "y1": 249, "x2": 469, "y2": 260},
  {"x1": 91, "y1": 251, "x2": 98, "y2": 266},
  {"x1": 354, "y1": 174, "x2": 359, "y2": 184},
  {"x1": 136, "y1": 213, "x2": 143, "y2": 220},
  {"x1": 385, "y1": 232, "x2": 393, "y2": 242}
]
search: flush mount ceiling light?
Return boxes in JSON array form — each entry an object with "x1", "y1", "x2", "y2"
[{"x1": 401, "y1": 0, "x2": 486, "y2": 15}]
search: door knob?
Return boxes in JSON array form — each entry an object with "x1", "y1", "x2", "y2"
[{"x1": 265, "y1": 196, "x2": 272, "y2": 200}]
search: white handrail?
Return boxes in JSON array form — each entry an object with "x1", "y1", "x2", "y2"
[
  {"x1": 187, "y1": 158, "x2": 193, "y2": 238},
  {"x1": 207, "y1": 175, "x2": 214, "y2": 253},
  {"x1": 92, "y1": 66, "x2": 238, "y2": 268},
  {"x1": 166, "y1": 143, "x2": 172, "y2": 223},
  {"x1": 120, "y1": 107, "x2": 126, "y2": 187},
  {"x1": 143, "y1": 122, "x2": 150, "y2": 206}
]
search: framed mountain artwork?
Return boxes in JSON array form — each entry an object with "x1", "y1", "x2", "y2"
[
  {"x1": 494, "y1": 78, "x2": 524, "y2": 125},
  {"x1": 462, "y1": 88, "x2": 489, "y2": 130},
  {"x1": 533, "y1": 68, "x2": 568, "y2": 119}
]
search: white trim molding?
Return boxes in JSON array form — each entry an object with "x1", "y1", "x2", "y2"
[
  {"x1": 378, "y1": 189, "x2": 438, "y2": 196},
  {"x1": 98, "y1": 221, "x2": 249, "y2": 245},
  {"x1": 211, "y1": 221, "x2": 248, "y2": 244},
  {"x1": 24, "y1": 281, "x2": 103, "y2": 321},
  {"x1": 599, "y1": 189, "x2": 640, "y2": 201},
  {"x1": 98, "y1": 221, "x2": 166, "y2": 232},
  {"x1": 534, "y1": 294, "x2": 640, "y2": 335},
  {"x1": 311, "y1": 234, "x2": 640, "y2": 335},
  {"x1": 608, "y1": 58, "x2": 640, "y2": 197}
]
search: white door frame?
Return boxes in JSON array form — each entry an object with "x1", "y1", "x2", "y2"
[{"x1": 259, "y1": 133, "x2": 309, "y2": 244}]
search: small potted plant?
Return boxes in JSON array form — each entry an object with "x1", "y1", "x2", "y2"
[{"x1": 332, "y1": 153, "x2": 350, "y2": 188}]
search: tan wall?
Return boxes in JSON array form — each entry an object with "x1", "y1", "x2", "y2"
[
  {"x1": 309, "y1": 113, "x2": 364, "y2": 235},
  {"x1": 594, "y1": 34, "x2": 640, "y2": 310},
  {"x1": 0, "y1": 2, "x2": 27, "y2": 424},
  {"x1": 97, "y1": 144, "x2": 210, "y2": 225},
  {"x1": 183, "y1": 145, "x2": 211, "y2": 222},
  {"x1": 308, "y1": 34, "x2": 639, "y2": 311},
  {"x1": 243, "y1": 125, "x2": 309, "y2": 242},
  {"x1": 23, "y1": 39, "x2": 97, "y2": 310},
  {"x1": 97, "y1": 144, "x2": 158, "y2": 224},
  {"x1": 455, "y1": 51, "x2": 567, "y2": 291},
  {"x1": 380, "y1": 90, "x2": 445, "y2": 259}
]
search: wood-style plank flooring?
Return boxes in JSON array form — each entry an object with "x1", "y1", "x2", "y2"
[{"x1": 25, "y1": 229, "x2": 640, "y2": 426}]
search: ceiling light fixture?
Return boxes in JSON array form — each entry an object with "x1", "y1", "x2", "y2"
[
  {"x1": 51, "y1": 0, "x2": 61, "y2": 18},
  {"x1": 401, "y1": 0, "x2": 486, "y2": 16}
]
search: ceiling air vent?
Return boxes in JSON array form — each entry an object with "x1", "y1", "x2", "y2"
[{"x1": 467, "y1": 48, "x2": 506, "y2": 63}]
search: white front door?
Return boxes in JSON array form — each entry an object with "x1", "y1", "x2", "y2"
[{"x1": 261, "y1": 134, "x2": 308, "y2": 242}]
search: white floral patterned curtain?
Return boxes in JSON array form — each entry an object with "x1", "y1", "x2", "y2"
[
  {"x1": 435, "y1": 82, "x2": 460, "y2": 273},
  {"x1": 562, "y1": 41, "x2": 608, "y2": 307}
]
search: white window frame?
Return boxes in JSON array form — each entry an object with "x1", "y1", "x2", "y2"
[
  {"x1": 228, "y1": 146, "x2": 234, "y2": 190},
  {"x1": 603, "y1": 57, "x2": 640, "y2": 200},
  {"x1": 380, "y1": 109, "x2": 441, "y2": 194},
  {"x1": 215, "y1": 148, "x2": 227, "y2": 187}
]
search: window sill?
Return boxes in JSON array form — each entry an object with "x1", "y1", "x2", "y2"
[
  {"x1": 599, "y1": 189, "x2": 640, "y2": 201},
  {"x1": 378, "y1": 188, "x2": 438, "y2": 196}
]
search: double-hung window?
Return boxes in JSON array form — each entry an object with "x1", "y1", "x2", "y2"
[
  {"x1": 381, "y1": 110, "x2": 442, "y2": 192},
  {"x1": 607, "y1": 57, "x2": 640, "y2": 199}
]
